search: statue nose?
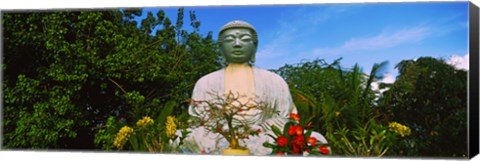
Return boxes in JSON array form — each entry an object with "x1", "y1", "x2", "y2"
[{"x1": 233, "y1": 39, "x2": 242, "y2": 47}]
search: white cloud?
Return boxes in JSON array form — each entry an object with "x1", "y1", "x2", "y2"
[
  {"x1": 371, "y1": 73, "x2": 396, "y2": 91},
  {"x1": 313, "y1": 26, "x2": 431, "y2": 55},
  {"x1": 446, "y1": 53, "x2": 469, "y2": 70},
  {"x1": 370, "y1": 73, "x2": 396, "y2": 101},
  {"x1": 381, "y1": 73, "x2": 396, "y2": 84}
]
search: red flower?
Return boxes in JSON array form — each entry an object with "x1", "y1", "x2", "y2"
[
  {"x1": 217, "y1": 127, "x2": 222, "y2": 132},
  {"x1": 288, "y1": 125, "x2": 296, "y2": 135},
  {"x1": 307, "y1": 137, "x2": 316, "y2": 146},
  {"x1": 277, "y1": 136, "x2": 288, "y2": 147},
  {"x1": 201, "y1": 149, "x2": 207, "y2": 154},
  {"x1": 319, "y1": 146, "x2": 330, "y2": 154},
  {"x1": 292, "y1": 145, "x2": 301, "y2": 154},
  {"x1": 276, "y1": 152, "x2": 285, "y2": 156},
  {"x1": 295, "y1": 126, "x2": 303, "y2": 136},
  {"x1": 291, "y1": 135, "x2": 305, "y2": 154},
  {"x1": 288, "y1": 125, "x2": 303, "y2": 136},
  {"x1": 289, "y1": 113, "x2": 300, "y2": 121},
  {"x1": 257, "y1": 128, "x2": 262, "y2": 133},
  {"x1": 291, "y1": 135, "x2": 305, "y2": 146},
  {"x1": 192, "y1": 100, "x2": 203, "y2": 105}
]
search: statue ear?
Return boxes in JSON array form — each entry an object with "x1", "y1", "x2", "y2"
[
  {"x1": 249, "y1": 52, "x2": 256, "y2": 64},
  {"x1": 222, "y1": 57, "x2": 227, "y2": 64},
  {"x1": 221, "y1": 51, "x2": 227, "y2": 64}
]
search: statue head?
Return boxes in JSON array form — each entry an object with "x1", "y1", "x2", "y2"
[{"x1": 218, "y1": 20, "x2": 258, "y2": 65}]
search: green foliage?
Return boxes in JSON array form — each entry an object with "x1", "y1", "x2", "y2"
[
  {"x1": 3, "y1": 8, "x2": 221, "y2": 149},
  {"x1": 105, "y1": 101, "x2": 190, "y2": 153},
  {"x1": 275, "y1": 57, "x2": 466, "y2": 157},
  {"x1": 274, "y1": 59, "x2": 386, "y2": 135},
  {"x1": 274, "y1": 59, "x2": 397, "y2": 156},
  {"x1": 94, "y1": 116, "x2": 123, "y2": 151},
  {"x1": 325, "y1": 119, "x2": 400, "y2": 157},
  {"x1": 378, "y1": 57, "x2": 467, "y2": 157}
]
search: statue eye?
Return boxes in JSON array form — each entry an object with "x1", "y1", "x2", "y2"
[
  {"x1": 241, "y1": 38, "x2": 252, "y2": 42},
  {"x1": 223, "y1": 36, "x2": 235, "y2": 43},
  {"x1": 241, "y1": 36, "x2": 252, "y2": 42}
]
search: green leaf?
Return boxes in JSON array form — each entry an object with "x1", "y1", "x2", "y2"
[
  {"x1": 267, "y1": 134, "x2": 277, "y2": 140},
  {"x1": 283, "y1": 121, "x2": 294, "y2": 136},
  {"x1": 157, "y1": 101, "x2": 176, "y2": 124},
  {"x1": 305, "y1": 129, "x2": 312, "y2": 138},
  {"x1": 263, "y1": 142, "x2": 276, "y2": 148},
  {"x1": 271, "y1": 125, "x2": 283, "y2": 137}
]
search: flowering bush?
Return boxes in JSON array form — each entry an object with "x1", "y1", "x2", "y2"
[
  {"x1": 263, "y1": 113, "x2": 330, "y2": 156},
  {"x1": 112, "y1": 115, "x2": 189, "y2": 152},
  {"x1": 113, "y1": 116, "x2": 156, "y2": 150},
  {"x1": 113, "y1": 126, "x2": 135, "y2": 149},
  {"x1": 189, "y1": 92, "x2": 266, "y2": 151},
  {"x1": 107, "y1": 97, "x2": 191, "y2": 153},
  {"x1": 136, "y1": 116, "x2": 154, "y2": 127},
  {"x1": 388, "y1": 122, "x2": 411, "y2": 137},
  {"x1": 325, "y1": 119, "x2": 413, "y2": 157},
  {"x1": 165, "y1": 116, "x2": 177, "y2": 138}
]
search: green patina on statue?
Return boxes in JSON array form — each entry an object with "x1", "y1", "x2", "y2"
[
  {"x1": 182, "y1": 20, "x2": 327, "y2": 155},
  {"x1": 218, "y1": 20, "x2": 259, "y2": 65}
]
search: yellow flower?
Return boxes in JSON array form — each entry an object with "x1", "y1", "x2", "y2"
[
  {"x1": 113, "y1": 126, "x2": 134, "y2": 149},
  {"x1": 136, "y1": 116, "x2": 154, "y2": 127},
  {"x1": 165, "y1": 116, "x2": 177, "y2": 138},
  {"x1": 335, "y1": 111, "x2": 341, "y2": 117},
  {"x1": 388, "y1": 122, "x2": 412, "y2": 137}
]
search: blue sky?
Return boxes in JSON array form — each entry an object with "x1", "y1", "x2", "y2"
[{"x1": 138, "y1": 2, "x2": 469, "y2": 82}]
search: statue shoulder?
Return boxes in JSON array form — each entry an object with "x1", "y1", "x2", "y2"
[
  {"x1": 191, "y1": 69, "x2": 224, "y2": 98},
  {"x1": 253, "y1": 68, "x2": 288, "y2": 84},
  {"x1": 194, "y1": 69, "x2": 224, "y2": 86}
]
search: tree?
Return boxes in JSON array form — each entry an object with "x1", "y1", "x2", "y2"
[
  {"x1": 274, "y1": 58, "x2": 386, "y2": 134},
  {"x1": 378, "y1": 57, "x2": 467, "y2": 157},
  {"x1": 2, "y1": 8, "x2": 222, "y2": 149},
  {"x1": 273, "y1": 58, "x2": 397, "y2": 156}
]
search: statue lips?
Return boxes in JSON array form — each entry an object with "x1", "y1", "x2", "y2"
[{"x1": 232, "y1": 50, "x2": 244, "y2": 56}]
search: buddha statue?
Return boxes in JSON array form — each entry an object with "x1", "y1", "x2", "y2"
[{"x1": 181, "y1": 20, "x2": 327, "y2": 155}]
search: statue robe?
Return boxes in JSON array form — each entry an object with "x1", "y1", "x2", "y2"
[{"x1": 182, "y1": 67, "x2": 327, "y2": 155}]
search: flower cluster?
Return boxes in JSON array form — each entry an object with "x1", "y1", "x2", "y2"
[
  {"x1": 165, "y1": 116, "x2": 177, "y2": 138},
  {"x1": 136, "y1": 116, "x2": 154, "y2": 127},
  {"x1": 113, "y1": 126, "x2": 135, "y2": 149},
  {"x1": 112, "y1": 114, "x2": 188, "y2": 152},
  {"x1": 388, "y1": 122, "x2": 411, "y2": 137},
  {"x1": 263, "y1": 113, "x2": 330, "y2": 156}
]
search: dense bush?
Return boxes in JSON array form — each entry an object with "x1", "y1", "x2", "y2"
[{"x1": 3, "y1": 8, "x2": 221, "y2": 149}]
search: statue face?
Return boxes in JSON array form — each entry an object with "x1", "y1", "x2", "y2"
[{"x1": 220, "y1": 28, "x2": 256, "y2": 64}]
